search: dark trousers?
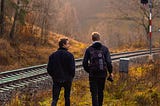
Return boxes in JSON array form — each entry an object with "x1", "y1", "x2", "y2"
[
  {"x1": 89, "y1": 77, "x2": 106, "y2": 106},
  {"x1": 51, "y1": 81, "x2": 72, "y2": 106}
]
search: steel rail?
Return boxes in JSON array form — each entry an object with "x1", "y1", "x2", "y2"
[{"x1": 0, "y1": 48, "x2": 160, "y2": 92}]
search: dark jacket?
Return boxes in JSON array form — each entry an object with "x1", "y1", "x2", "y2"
[
  {"x1": 47, "y1": 47, "x2": 75, "y2": 82},
  {"x1": 83, "y1": 42, "x2": 112, "y2": 78}
]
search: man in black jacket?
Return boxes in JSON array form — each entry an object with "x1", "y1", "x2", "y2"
[
  {"x1": 47, "y1": 38, "x2": 75, "y2": 106},
  {"x1": 83, "y1": 32, "x2": 113, "y2": 106}
]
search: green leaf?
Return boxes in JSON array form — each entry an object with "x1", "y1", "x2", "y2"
[
  {"x1": 18, "y1": 9, "x2": 27, "y2": 25},
  {"x1": 8, "y1": 0, "x2": 19, "y2": 10},
  {"x1": 21, "y1": 0, "x2": 30, "y2": 4}
]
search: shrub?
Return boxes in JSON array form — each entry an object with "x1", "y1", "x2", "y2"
[
  {"x1": 0, "y1": 39, "x2": 15, "y2": 65},
  {"x1": 134, "y1": 89, "x2": 160, "y2": 106},
  {"x1": 135, "y1": 94, "x2": 152, "y2": 106}
]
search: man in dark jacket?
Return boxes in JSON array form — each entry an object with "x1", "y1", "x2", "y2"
[
  {"x1": 83, "y1": 32, "x2": 113, "y2": 106},
  {"x1": 47, "y1": 38, "x2": 75, "y2": 106}
]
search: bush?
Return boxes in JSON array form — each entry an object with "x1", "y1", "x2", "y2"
[
  {"x1": 134, "y1": 90, "x2": 160, "y2": 106},
  {"x1": 0, "y1": 39, "x2": 15, "y2": 65},
  {"x1": 135, "y1": 94, "x2": 152, "y2": 106}
]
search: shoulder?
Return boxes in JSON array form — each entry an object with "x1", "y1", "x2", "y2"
[
  {"x1": 86, "y1": 45, "x2": 93, "y2": 51},
  {"x1": 101, "y1": 45, "x2": 109, "y2": 52},
  {"x1": 49, "y1": 52, "x2": 55, "y2": 58},
  {"x1": 66, "y1": 51, "x2": 74, "y2": 57},
  {"x1": 84, "y1": 46, "x2": 93, "y2": 54}
]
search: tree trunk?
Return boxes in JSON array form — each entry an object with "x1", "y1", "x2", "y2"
[
  {"x1": 9, "y1": 0, "x2": 20, "y2": 39},
  {"x1": 0, "y1": 0, "x2": 5, "y2": 36},
  {"x1": 9, "y1": 10, "x2": 18, "y2": 39}
]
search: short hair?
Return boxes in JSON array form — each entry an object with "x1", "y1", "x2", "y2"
[
  {"x1": 59, "y1": 38, "x2": 68, "y2": 48},
  {"x1": 91, "y1": 32, "x2": 100, "y2": 41}
]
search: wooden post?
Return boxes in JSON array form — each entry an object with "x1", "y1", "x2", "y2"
[{"x1": 119, "y1": 58, "x2": 129, "y2": 81}]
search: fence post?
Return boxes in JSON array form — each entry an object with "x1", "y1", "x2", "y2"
[{"x1": 119, "y1": 58, "x2": 129, "y2": 81}]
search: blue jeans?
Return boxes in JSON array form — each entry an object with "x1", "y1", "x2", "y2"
[
  {"x1": 51, "y1": 81, "x2": 72, "y2": 106},
  {"x1": 89, "y1": 77, "x2": 106, "y2": 106}
]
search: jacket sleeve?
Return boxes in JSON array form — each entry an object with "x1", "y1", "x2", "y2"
[
  {"x1": 68, "y1": 54, "x2": 75, "y2": 78},
  {"x1": 83, "y1": 48, "x2": 90, "y2": 73},
  {"x1": 47, "y1": 55, "x2": 54, "y2": 77},
  {"x1": 104, "y1": 48, "x2": 113, "y2": 74}
]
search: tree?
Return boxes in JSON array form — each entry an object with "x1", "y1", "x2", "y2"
[
  {"x1": 55, "y1": 1, "x2": 80, "y2": 37},
  {"x1": 9, "y1": 0, "x2": 29, "y2": 39},
  {"x1": 0, "y1": 0, "x2": 5, "y2": 36},
  {"x1": 9, "y1": 0, "x2": 20, "y2": 39},
  {"x1": 113, "y1": 0, "x2": 160, "y2": 40},
  {"x1": 40, "y1": 0, "x2": 51, "y2": 44},
  {"x1": 24, "y1": 0, "x2": 58, "y2": 44}
]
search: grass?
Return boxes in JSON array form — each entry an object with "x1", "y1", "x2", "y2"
[
  {"x1": 7, "y1": 60, "x2": 160, "y2": 106},
  {"x1": 0, "y1": 22, "x2": 154, "y2": 72},
  {"x1": 0, "y1": 30, "x2": 148, "y2": 72},
  {"x1": 0, "y1": 32, "x2": 87, "y2": 72},
  {"x1": 1, "y1": 19, "x2": 160, "y2": 105}
]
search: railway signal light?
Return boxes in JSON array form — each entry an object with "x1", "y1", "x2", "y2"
[{"x1": 141, "y1": 0, "x2": 148, "y2": 4}]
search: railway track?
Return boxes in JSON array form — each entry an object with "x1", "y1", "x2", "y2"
[{"x1": 0, "y1": 48, "x2": 160, "y2": 103}]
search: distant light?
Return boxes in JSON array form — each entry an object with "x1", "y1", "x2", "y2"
[
  {"x1": 141, "y1": 0, "x2": 148, "y2": 5},
  {"x1": 159, "y1": 29, "x2": 160, "y2": 32}
]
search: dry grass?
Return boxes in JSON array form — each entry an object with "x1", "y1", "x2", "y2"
[
  {"x1": 0, "y1": 31, "x2": 87, "y2": 72},
  {"x1": 8, "y1": 60, "x2": 160, "y2": 106},
  {"x1": 7, "y1": 78, "x2": 91, "y2": 106}
]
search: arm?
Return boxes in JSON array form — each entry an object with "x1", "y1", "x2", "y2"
[
  {"x1": 104, "y1": 48, "x2": 113, "y2": 74},
  {"x1": 47, "y1": 55, "x2": 54, "y2": 77},
  {"x1": 68, "y1": 54, "x2": 75, "y2": 78},
  {"x1": 83, "y1": 49, "x2": 90, "y2": 73}
]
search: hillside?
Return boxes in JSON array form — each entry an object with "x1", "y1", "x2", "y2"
[
  {"x1": 70, "y1": 0, "x2": 160, "y2": 48},
  {"x1": 1, "y1": 0, "x2": 160, "y2": 71},
  {"x1": 0, "y1": 32, "x2": 87, "y2": 72}
]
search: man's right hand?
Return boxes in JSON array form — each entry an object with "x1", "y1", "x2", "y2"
[{"x1": 107, "y1": 73, "x2": 113, "y2": 82}]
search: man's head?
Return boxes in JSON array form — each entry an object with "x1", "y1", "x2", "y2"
[
  {"x1": 59, "y1": 38, "x2": 70, "y2": 49},
  {"x1": 91, "y1": 32, "x2": 100, "y2": 41}
]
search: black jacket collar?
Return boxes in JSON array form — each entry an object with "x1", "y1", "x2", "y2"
[
  {"x1": 58, "y1": 47, "x2": 68, "y2": 51},
  {"x1": 91, "y1": 42, "x2": 102, "y2": 50}
]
